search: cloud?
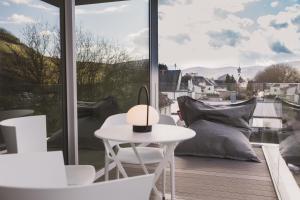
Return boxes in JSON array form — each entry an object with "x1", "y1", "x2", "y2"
[
  {"x1": 127, "y1": 28, "x2": 149, "y2": 57},
  {"x1": 76, "y1": 5, "x2": 128, "y2": 15},
  {"x1": 213, "y1": 0, "x2": 260, "y2": 13},
  {"x1": 167, "y1": 34, "x2": 191, "y2": 45},
  {"x1": 292, "y1": 15, "x2": 300, "y2": 25},
  {"x1": 208, "y1": 30, "x2": 248, "y2": 48},
  {"x1": 7, "y1": 0, "x2": 53, "y2": 11},
  {"x1": 159, "y1": 1, "x2": 300, "y2": 68},
  {"x1": 160, "y1": 0, "x2": 193, "y2": 6},
  {"x1": 270, "y1": 20, "x2": 288, "y2": 29},
  {"x1": 8, "y1": 0, "x2": 30, "y2": 4},
  {"x1": 258, "y1": 4, "x2": 300, "y2": 29},
  {"x1": 270, "y1": 41, "x2": 292, "y2": 54},
  {"x1": 160, "y1": 0, "x2": 177, "y2": 6},
  {"x1": 29, "y1": 4, "x2": 53, "y2": 11},
  {"x1": 1, "y1": 2, "x2": 10, "y2": 6},
  {"x1": 292, "y1": 15, "x2": 300, "y2": 31},
  {"x1": 0, "y1": 14, "x2": 36, "y2": 24},
  {"x1": 270, "y1": 1, "x2": 279, "y2": 8}
]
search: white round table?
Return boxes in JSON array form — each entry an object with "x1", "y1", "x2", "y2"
[{"x1": 95, "y1": 124, "x2": 195, "y2": 200}]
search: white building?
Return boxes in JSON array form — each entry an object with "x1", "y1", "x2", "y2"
[
  {"x1": 270, "y1": 84, "x2": 282, "y2": 95},
  {"x1": 159, "y1": 70, "x2": 191, "y2": 100}
]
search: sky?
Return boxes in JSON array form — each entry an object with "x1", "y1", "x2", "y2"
[
  {"x1": 0, "y1": 0, "x2": 299, "y2": 69},
  {"x1": 159, "y1": 0, "x2": 300, "y2": 68},
  {"x1": 0, "y1": 0, "x2": 149, "y2": 58}
]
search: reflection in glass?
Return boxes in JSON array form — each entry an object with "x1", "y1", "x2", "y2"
[
  {"x1": 75, "y1": 0, "x2": 150, "y2": 169},
  {"x1": 0, "y1": 0, "x2": 66, "y2": 153}
]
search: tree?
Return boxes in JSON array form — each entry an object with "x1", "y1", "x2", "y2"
[
  {"x1": 225, "y1": 74, "x2": 231, "y2": 83},
  {"x1": 254, "y1": 64, "x2": 300, "y2": 83},
  {"x1": 246, "y1": 80, "x2": 255, "y2": 97},
  {"x1": 76, "y1": 26, "x2": 130, "y2": 86},
  {"x1": 230, "y1": 75, "x2": 236, "y2": 83},
  {"x1": 4, "y1": 23, "x2": 58, "y2": 84},
  {"x1": 224, "y1": 74, "x2": 236, "y2": 91},
  {"x1": 159, "y1": 63, "x2": 168, "y2": 71}
]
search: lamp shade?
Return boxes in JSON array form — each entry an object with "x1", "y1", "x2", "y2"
[
  {"x1": 127, "y1": 85, "x2": 158, "y2": 132},
  {"x1": 127, "y1": 105, "x2": 159, "y2": 126}
]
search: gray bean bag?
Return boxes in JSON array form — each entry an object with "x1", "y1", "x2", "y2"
[
  {"x1": 177, "y1": 96, "x2": 257, "y2": 138},
  {"x1": 175, "y1": 120, "x2": 260, "y2": 162},
  {"x1": 176, "y1": 96, "x2": 259, "y2": 162}
]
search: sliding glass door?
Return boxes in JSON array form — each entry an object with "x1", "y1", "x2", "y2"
[
  {"x1": 158, "y1": 0, "x2": 300, "y2": 192},
  {"x1": 75, "y1": 0, "x2": 150, "y2": 168},
  {"x1": 0, "y1": 0, "x2": 67, "y2": 156}
]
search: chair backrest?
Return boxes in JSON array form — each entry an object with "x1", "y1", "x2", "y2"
[
  {"x1": 101, "y1": 113, "x2": 127, "y2": 129},
  {"x1": 0, "y1": 115, "x2": 47, "y2": 153},
  {"x1": 100, "y1": 113, "x2": 128, "y2": 148},
  {"x1": 0, "y1": 151, "x2": 67, "y2": 188},
  {"x1": 159, "y1": 114, "x2": 176, "y2": 125},
  {"x1": 0, "y1": 174, "x2": 154, "y2": 200}
]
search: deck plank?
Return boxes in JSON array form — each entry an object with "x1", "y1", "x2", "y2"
[{"x1": 107, "y1": 147, "x2": 278, "y2": 200}]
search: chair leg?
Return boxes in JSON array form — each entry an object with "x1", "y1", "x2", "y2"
[
  {"x1": 170, "y1": 154, "x2": 175, "y2": 200},
  {"x1": 104, "y1": 154, "x2": 109, "y2": 181},
  {"x1": 116, "y1": 165, "x2": 120, "y2": 179},
  {"x1": 162, "y1": 168, "x2": 166, "y2": 200}
]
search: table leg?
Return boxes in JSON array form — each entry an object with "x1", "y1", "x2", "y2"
[
  {"x1": 162, "y1": 145, "x2": 167, "y2": 200},
  {"x1": 104, "y1": 153, "x2": 109, "y2": 181},
  {"x1": 153, "y1": 143, "x2": 177, "y2": 200},
  {"x1": 103, "y1": 139, "x2": 128, "y2": 178},
  {"x1": 170, "y1": 151, "x2": 175, "y2": 200}
]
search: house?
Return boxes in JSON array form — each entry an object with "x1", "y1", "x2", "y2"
[
  {"x1": 270, "y1": 84, "x2": 282, "y2": 95},
  {"x1": 279, "y1": 84, "x2": 300, "y2": 103},
  {"x1": 189, "y1": 76, "x2": 216, "y2": 98},
  {"x1": 159, "y1": 70, "x2": 190, "y2": 100}
]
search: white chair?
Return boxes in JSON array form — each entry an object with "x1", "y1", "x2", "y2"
[
  {"x1": 0, "y1": 151, "x2": 67, "y2": 188},
  {"x1": 102, "y1": 113, "x2": 176, "y2": 198},
  {"x1": 0, "y1": 115, "x2": 96, "y2": 186},
  {"x1": 0, "y1": 151, "x2": 154, "y2": 200}
]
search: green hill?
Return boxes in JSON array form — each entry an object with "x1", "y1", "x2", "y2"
[
  {"x1": 0, "y1": 27, "x2": 60, "y2": 84},
  {"x1": 0, "y1": 28, "x2": 24, "y2": 54},
  {"x1": 0, "y1": 28, "x2": 20, "y2": 44}
]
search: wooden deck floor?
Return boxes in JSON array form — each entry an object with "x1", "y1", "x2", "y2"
[{"x1": 118, "y1": 147, "x2": 277, "y2": 200}]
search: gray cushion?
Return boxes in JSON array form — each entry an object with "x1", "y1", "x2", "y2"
[
  {"x1": 175, "y1": 120, "x2": 260, "y2": 162},
  {"x1": 177, "y1": 96, "x2": 257, "y2": 138},
  {"x1": 176, "y1": 96, "x2": 259, "y2": 162}
]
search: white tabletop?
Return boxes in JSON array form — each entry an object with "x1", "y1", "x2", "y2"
[{"x1": 95, "y1": 124, "x2": 196, "y2": 144}]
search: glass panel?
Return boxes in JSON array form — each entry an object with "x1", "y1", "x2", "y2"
[
  {"x1": 75, "y1": 0, "x2": 150, "y2": 169},
  {"x1": 0, "y1": 1, "x2": 66, "y2": 154},
  {"x1": 159, "y1": 0, "x2": 300, "y2": 188}
]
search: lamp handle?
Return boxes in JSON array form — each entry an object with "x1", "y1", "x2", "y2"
[{"x1": 137, "y1": 85, "x2": 150, "y2": 126}]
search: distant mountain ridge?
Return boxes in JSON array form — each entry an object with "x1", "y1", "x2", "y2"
[{"x1": 182, "y1": 61, "x2": 300, "y2": 80}]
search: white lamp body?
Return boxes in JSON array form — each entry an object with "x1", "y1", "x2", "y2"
[{"x1": 127, "y1": 105, "x2": 159, "y2": 132}]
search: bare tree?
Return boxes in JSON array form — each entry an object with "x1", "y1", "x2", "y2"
[
  {"x1": 76, "y1": 27, "x2": 130, "y2": 86},
  {"x1": 4, "y1": 23, "x2": 59, "y2": 84},
  {"x1": 254, "y1": 64, "x2": 300, "y2": 83},
  {"x1": 48, "y1": 27, "x2": 62, "y2": 84}
]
